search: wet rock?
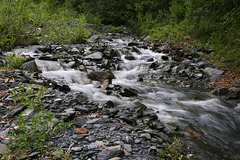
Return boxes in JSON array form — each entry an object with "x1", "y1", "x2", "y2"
[
  {"x1": 84, "y1": 52, "x2": 103, "y2": 60},
  {"x1": 128, "y1": 42, "x2": 140, "y2": 46},
  {"x1": 54, "y1": 84, "x2": 70, "y2": 93},
  {"x1": 110, "y1": 49, "x2": 121, "y2": 58},
  {"x1": 102, "y1": 100, "x2": 115, "y2": 108},
  {"x1": 161, "y1": 64, "x2": 172, "y2": 72},
  {"x1": 125, "y1": 55, "x2": 136, "y2": 60},
  {"x1": 146, "y1": 58, "x2": 154, "y2": 62},
  {"x1": 87, "y1": 71, "x2": 115, "y2": 84},
  {"x1": 161, "y1": 55, "x2": 169, "y2": 61},
  {"x1": 120, "y1": 88, "x2": 137, "y2": 97},
  {"x1": 149, "y1": 61, "x2": 158, "y2": 69},
  {"x1": 35, "y1": 59, "x2": 62, "y2": 71},
  {"x1": 132, "y1": 46, "x2": 143, "y2": 54},
  {"x1": 22, "y1": 60, "x2": 41, "y2": 73}
]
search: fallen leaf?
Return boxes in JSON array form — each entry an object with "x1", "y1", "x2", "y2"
[
  {"x1": 75, "y1": 128, "x2": 88, "y2": 134},
  {"x1": 183, "y1": 130, "x2": 202, "y2": 137}
]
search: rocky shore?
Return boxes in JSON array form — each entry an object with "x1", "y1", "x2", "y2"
[{"x1": 0, "y1": 29, "x2": 239, "y2": 159}]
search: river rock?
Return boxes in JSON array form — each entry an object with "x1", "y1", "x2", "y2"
[
  {"x1": 132, "y1": 46, "x2": 143, "y2": 54},
  {"x1": 212, "y1": 87, "x2": 229, "y2": 96},
  {"x1": 87, "y1": 71, "x2": 115, "y2": 84},
  {"x1": 203, "y1": 67, "x2": 224, "y2": 78},
  {"x1": 161, "y1": 55, "x2": 169, "y2": 61},
  {"x1": 140, "y1": 133, "x2": 151, "y2": 140},
  {"x1": 110, "y1": 49, "x2": 122, "y2": 58},
  {"x1": 74, "y1": 105, "x2": 91, "y2": 113},
  {"x1": 84, "y1": 52, "x2": 103, "y2": 60},
  {"x1": 120, "y1": 88, "x2": 137, "y2": 97},
  {"x1": 124, "y1": 55, "x2": 136, "y2": 60},
  {"x1": 70, "y1": 47, "x2": 80, "y2": 54},
  {"x1": 123, "y1": 144, "x2": 132, "y2": 155},
  {"x1": 35, "y1": 59, "x2": 62, "y2": 71},
  {"x1": 22, "y1": 60, "x2": 41, "y2": 73}
]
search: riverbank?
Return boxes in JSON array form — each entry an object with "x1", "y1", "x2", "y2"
[{"x1": 0, "y1": 28, "x2": 240, "y2": 159}]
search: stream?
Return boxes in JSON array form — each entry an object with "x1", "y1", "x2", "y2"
[{"x1": 6, "y1": 33, "x2": 240, "y2": 159}]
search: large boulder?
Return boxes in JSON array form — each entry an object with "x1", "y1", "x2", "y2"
[
  {"x1": 203, "y1": 67, "x2": 224, "y2": 78},
  {"x1": 22, "y1": 60, "x2": 42, "y2": 73}
]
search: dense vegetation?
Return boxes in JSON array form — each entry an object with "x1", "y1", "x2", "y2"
[
  {"x1": 71, "y1": 0, "x2": 240, "y2": 66},
  {"x1": 0, "y1": 0, "x2": 239, "y2": 66},
  {"x1": 0, "y1": 0, "x2": 89, "y2": 51}
]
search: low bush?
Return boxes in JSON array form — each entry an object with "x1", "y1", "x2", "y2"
[
  {"x1": 2, "y1": 53, "x2": 25, "y2": 70},
  {"x1": 0, "y1": 0, "x2": 90, "y2": 51},
  {"x1": 161, "y1": 137, "x2": 183, "y2": 160},
  {"x1": 12, "y1": 84, "x2": 47, "y2": 110}
]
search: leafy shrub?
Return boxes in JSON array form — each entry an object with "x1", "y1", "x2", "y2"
[
  {"x1": 8, "y1": 111, "x2": 55, "y2": 152},
  {"x1": 12, "y1": 84, "x2": 47, "y2": 110},
  {"x1": 3, "y1": 53, "x2": 25, "y2": 70},
  {"x1": 161, "y1": 137, "x2": 183, "y2": 160},
  {"x1": 0, "y1": 0, "x2": 89, "y2": 51}
]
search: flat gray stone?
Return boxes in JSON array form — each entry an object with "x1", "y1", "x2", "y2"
[
  {"x1": 140, "y1": 133, "x2": 151, "y2": 140},
  {"x1": 203, "y1": 67, "x2": 224, "y2": 77}
]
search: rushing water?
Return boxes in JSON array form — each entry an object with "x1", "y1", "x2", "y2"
[{"x1": 7, "y1": 36, "x2": 240, "y2": 160}]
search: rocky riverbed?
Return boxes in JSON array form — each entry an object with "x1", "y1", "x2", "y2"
[{"x1": 0, "y1": 30, "x2": 240, "y2": 160}]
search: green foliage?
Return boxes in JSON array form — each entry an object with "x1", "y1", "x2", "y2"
[
  {"x1": 0, "y1": 0, "x2": 89, "y2": 51},
  {"x1": 7, "y1": 111, "x2": 55, "y2": 153},
  {"x1": 52, "y1": 145, "x2": 72, "y2": 160},
  {"x1": 103, "y1": 25, "x2": 126, "y2": 32},
  {"x1": 57, "y1": 119, "x2": 73, "y2": 131},
  {"x1": 2, "y1": 53, "x2": 25, "y2": 70},
  {"x1": 11, "y1": 84, "x2": 47, "y2": 110},
  {"x1": 161, "y1": 137, "x2": 183, "y2": 160}
]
